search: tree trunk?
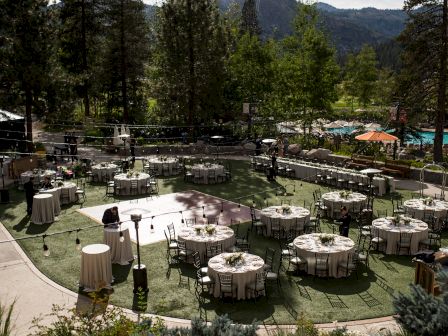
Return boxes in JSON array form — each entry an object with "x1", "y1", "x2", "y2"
[
  {"x1": 25, "y1": 87, "x2": 33, "y2": 153},
  {"x1": 81, "y1": 0, "x2": 90, "y2": 117},
  {"x1": 434, "y1": 0, "x2": 448, "y2": 163},
  {"x1": 120, "y1": 0, "x2": 128, "y2": 123},
  {"x1": 187, "y1": 0, "x2": 195, "y2": 125}
]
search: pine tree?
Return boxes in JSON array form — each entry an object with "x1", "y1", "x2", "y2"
[
  {"x1": 59, "y1": 0, "x2": 103, "y2": 118},
  {"x1": 344, "y1": 45, "x2": 378, "y2": 109},
  {"x1": 0, "y1": 0, "x2": 50, "y2": 152},
  {"x1": 399, "y1": 0, "x2": 448, "y2": 162},
  {"x1": 102, "y1": 0, "x2": 150, "y2": 123},
  {"x1": 240, "y1": 0, "x2": 261, "y2": 37},
  {"x1": 154, "y1": 0, "x2": 228, "y2": 125},
  {"x1": 394, "y1": 269, "x2": 448, "y2": 335}
]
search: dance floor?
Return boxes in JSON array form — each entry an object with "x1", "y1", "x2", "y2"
[{"x1": 78, "y1": 190, "x2": 252, "y2": 245}]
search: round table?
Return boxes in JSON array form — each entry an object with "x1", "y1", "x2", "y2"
[
  {"x1": 403, "y1": 199, "x2": 448, "y2": 227},
  {"x1": 39, "y1": 188, "x2": 61, "y2": 216},
  {"x1": 372, "y1": 217, "x2": 428, "y2": 255},
  {"x1": 103, "y1": 227, "x2": 134, "y2": 265},
  {"x1": 79, "y1": 244, "x2": 113, "y2": 291},
  {"x1": 91, "y1": 163, "x2": 118, "y2": 182},
  {"x1": 113, "y1": 173, "x2": 150, "y2": 195},
  {"x1": 260, "y1": 206, "x2": 310, "y2": 236},
  {"x1": 321, "y1": 191, "x2": 367, "y2": 218},
  {"x1": 147, "y1": 157, "x2": 179, "y2": 176},
  {"x1": 293, "y1": 233, "x2": 355, "y2": 278},
  {"x1": 208, "y1": 253, "x2": 265, "y2": 300},
  {"x1": 41, "y1": 182, "x2": 78, "y2": 208},
  {"x1": 191, "y1": 164, "x2": 225, "y2": 184},
  {"x1": 31, "y1": 194, "x2": 55, "y2": 225},
  {"x1": 177, "y1": 225, "x2": 235, "y2": 263},
  {"x1": 21, "y1": 170, "x2": 56, "y2": 186}
]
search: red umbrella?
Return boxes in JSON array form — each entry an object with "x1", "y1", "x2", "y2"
[{"x1": 355, "y1": 131, "x2": 398, "y2": 142}]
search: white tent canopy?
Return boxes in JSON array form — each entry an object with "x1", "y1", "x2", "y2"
[{"x1": 364, "y1": 122, "x2": 381, "y2": 130}]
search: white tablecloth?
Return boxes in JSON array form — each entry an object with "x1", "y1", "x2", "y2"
[
  {"x1": 372, "y1": 217, "x2": 428, "y2": 255},
  {"x1": 41, "y1": 182, "x2": 78, "y2": 208},
  {"x1": 191, "y1": 164, "x2": 225, "y2": 184},
  {"x1": 91, "y1": 164, "x2": 118, "y2": 182},
  {"x1": 404, "y1": 199, "x2": 448, "y2": 225},
  {"x1": 21, "y1": 170, "x2": 56, "y2": 185},
  {"x1": 253, "y1": 156, "x2": 395, "y2": 196},
  {"x1": 31, "y1": 194, "x2": 55, "y2": 225},
  {"x1": 177, "y1": 225, "x2": 235, "y2": 262},
  {"x1": 79, "y1": 244, "x2": 113, "y2": 291},
  {"x1": 260, "y1": 206, "x2": 310, "y2": 236},
  {"x1": 114, "y1": 173, "x2": 150, "y2": 195},
  {"x1": 293, "y1": 233, "x2": 355, "y2": 278},
  {"x1": 103, "y1": 227, "x2": 134, "y2": 265},
  {"x1": 147, "y1": 157, "x2": 178, "y2": 176},
  {"x1": 322, "y1": 192, "x2": 367, "y2": 218},
  {"x1": 208, "y1": 253, "x2": 265, "y2": 300}
]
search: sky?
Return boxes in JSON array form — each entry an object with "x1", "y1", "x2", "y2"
[{"x1": 142, "y1": 0, "x2": 405, "y2": 10}]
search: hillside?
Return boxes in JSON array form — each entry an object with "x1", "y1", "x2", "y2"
[{"x1": 218, "y1": 0, "x2": 408, "y2": 55}]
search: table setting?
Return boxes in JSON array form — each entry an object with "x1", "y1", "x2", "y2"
[
  {"x1": 252, "y1": 156, "x2": 395, "y2": 196},
  {"x1": 146, "y1": 157, "x2": 179, "y2": 176},
  {"x1": 113, "y1": 171, "x2": 150, "y2": 195},
  {"x1": 177, "y1": 224, "x2": 235, "y2": 262},
  {"x1": 191, "y1": 163, "x2": 225, "y2": 184},
  {"x1": 207, "y1": 252, "x2": 265, "y2": 300},
  {"x1": 372, "y1": 216, "x2": 428, "y2": 255},
  {"x1": 321, "y1": 191, "x2": 367, "y2": 218},
  {"x1": 293, "y1": 233, "x2": 355, "y2": 277},
  {"x1": 91, "y1": 163, "x2": 118, "y2": 182},
  {"x1": 260, "y1": 205, "x2": 310, "y2": 236},
  {"x1": 403, "y1": 198, "x2": 448, "y2": 226}
]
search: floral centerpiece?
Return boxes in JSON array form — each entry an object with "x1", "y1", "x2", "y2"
[
  {"x1": 423, "y1": 197, "x2": 434, "y2": 206},
  {"x1": 339, "y1": 190, "x2": 352, "y2": 199},
  {"x1": 126, "y1": 170, "x2": 140, "y2": 178},
  {"x1": 319, "y1": 234, "x2": 335, "y2": 245},
  {"x1": 100, "y1": 162, "x2": 106, "y2": 167},
  {"x1": 204, "y1": 224, "x2": 216, "y2": 235},
  {"x1": 391, "y1": 215, "x2": 402, "y2": 226},
  {"x1": 402, "y1": 216, "x2": 412, "y2": 226},
  {"x1": 194, "y1": 226, "x2": 202, "y2": 235},
  {"x1": 281, "y1": 205, "x2": 291, "y2": 215},
  {"x1": 57, "y1": 181, "x2": 64, "y2": 187},
  {"x1": 224, "y1": 252, "x2": 244, "y2": 266}
]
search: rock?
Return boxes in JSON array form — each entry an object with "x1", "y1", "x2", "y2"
[
  {"x1": 288, "y1": 144, "x2": 301, "y2": 155},
  {"x1": 244, "y1": 142, "x2": 256, "y2": 150}
]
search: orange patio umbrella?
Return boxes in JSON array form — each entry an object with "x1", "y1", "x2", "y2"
[{"x1": 355, "y1": 130, "x2": 398, "y2": 142}]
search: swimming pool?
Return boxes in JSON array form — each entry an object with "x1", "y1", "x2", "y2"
[{"x1": 327, "y1": 128, "x2": 444, "y2": 144}]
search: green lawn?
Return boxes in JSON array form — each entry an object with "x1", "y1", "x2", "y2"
[{"x1": 1, "y1": 159, "x2": 446, "y2": 324}]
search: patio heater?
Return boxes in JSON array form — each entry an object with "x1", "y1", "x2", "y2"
[
  {"x1": 360, "y1": 168, "x2": 383, "y2": 198},
  {"x1": 211, "y1": 135, "x2": 224, "y2": 160},
  {"x1": 130, "y1": 211, "x2": 148, "y2": 293}
]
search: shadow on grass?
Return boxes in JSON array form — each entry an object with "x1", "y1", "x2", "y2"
[{"x1": 112, "y1": 262, "x2": 133, "y2": 284}]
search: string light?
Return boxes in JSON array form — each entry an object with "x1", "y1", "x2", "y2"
[
  {"x1": 252, "y1": 199, "x2": 256, "y2": 208},
  {"x1": 202, "y1": 206, "x2": 206, "y2": 218},
  {"x1": 42, "y1": 235, "x2": 50, "y2": 257},
  {"x1": 220, "y1": 202, "x2": 224, "y2": 217},
  {"x1": 75, "y1": 229, "x2": 82, "y2": 251},
  {"x1": 150, "y1": 216, "x2": 155, "y2": 233},
  {"x1": 237, "y1": 203, "x2": 241, "y2": 212}
]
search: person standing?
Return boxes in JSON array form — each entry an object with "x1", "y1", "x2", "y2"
[
  {"x1": 337, "y1": 206, "x2": 351, "y2": 237},
  {"x1": 24, "y1": 176, "x2": 36, "y2": 216},
  {"x1": 102, "y1": 206, "x2": 120, "y2": 228},
  {"x1": 255, "y1": 137, "x2": 262, "y2": 156},
  {"x1": 283, "y1": 136, "x2": 289, "y2": 156}
]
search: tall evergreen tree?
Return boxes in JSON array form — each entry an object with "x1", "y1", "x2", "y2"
[
  {"x1": 344, "y1": 45, "x2": 378, "y2": 109},
  {"x1": 399, "y1": 0, "x2": 448, "y2": 162},
  {"x1": 59, "y1": 0, "x2": 103, "y2": 118},
  {"x1": 240, "y1": 0, "x2": 261, "y2": 37},
  {"x1": 0, "y1": 0, "x2": 50, "y2": 152},
  {"x1": 102, "y1": 0, "x2": 150, "y2": 123},
  {"x1": 154, "y1": 0, "x2": 228, "y2": 125},
  {"x1": 269, "y1": 4, "x2": 339, "y2": 130}
]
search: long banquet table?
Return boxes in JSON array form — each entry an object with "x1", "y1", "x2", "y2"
[{"x1": 253, "y1": 156, "x2": 395, "y2": 196}]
